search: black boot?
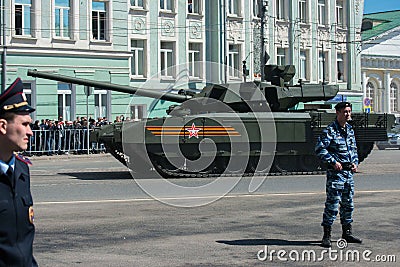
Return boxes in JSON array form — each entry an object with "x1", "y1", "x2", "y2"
[
  {"x1": 321, "y1": 225, "x2": 332, "y2": 248},
  {"x1": 342, "y1": 224, "x2": 362, "y2": 243}
]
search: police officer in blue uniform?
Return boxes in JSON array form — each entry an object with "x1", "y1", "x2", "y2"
[
  {"x1": 315, "y1": 101, "x2": 362, "y2": 248},
  {"x1": 0, "y1": 78, "x2": 38, "y2": 266}
]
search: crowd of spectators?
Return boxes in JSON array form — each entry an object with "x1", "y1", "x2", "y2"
[
  {"x1": 27, "y1": 115, "x2": 134, "y2": 156},
  {"x1": 28, "y1": 116, "x2": 108, "y2": 156}
]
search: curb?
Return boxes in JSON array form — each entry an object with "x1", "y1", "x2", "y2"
[{"x1": 28, "y1": 153, "x2": 113, "y2": 161}]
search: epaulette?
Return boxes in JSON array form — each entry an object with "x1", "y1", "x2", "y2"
[{"x1": 15, "y1": 153, "x2": 32, "y2": 165}]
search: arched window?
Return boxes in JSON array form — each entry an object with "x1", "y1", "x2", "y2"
[
  {"x1": 366, "y1": 81, "x2": 375, "y2": 111},
  {"x1": 390, "y1": 82, "x2": 398, "y2": 112}
]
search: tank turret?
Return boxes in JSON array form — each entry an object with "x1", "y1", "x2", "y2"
[{"x1": 27, "y1": 68, "x2": 338, "y2": 113}]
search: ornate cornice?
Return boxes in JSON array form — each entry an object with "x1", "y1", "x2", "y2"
[{"x1": 362, "y1": 56, "x2": 400, "y2": 69}]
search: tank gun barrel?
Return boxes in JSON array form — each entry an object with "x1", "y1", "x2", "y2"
[{"x1": 27, "y1": 69, "x2": 191, "y2": 103}]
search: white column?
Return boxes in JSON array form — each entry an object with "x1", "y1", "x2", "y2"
[
  {"x1": 384, "y1": 71, "x2": 391, "y2": 113},
  {"x1": 362, "y1": 71, "x2": 367, "y2": 103}
]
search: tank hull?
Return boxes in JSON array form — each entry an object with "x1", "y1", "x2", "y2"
[{"x1": 93, "y1": 111, "x2": 393, "y2": 177}]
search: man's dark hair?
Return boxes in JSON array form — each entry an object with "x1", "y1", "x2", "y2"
[{"x1": 0, "y1": 112, "x2": 17, "y2": 122}]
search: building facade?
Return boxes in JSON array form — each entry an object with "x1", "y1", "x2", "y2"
[
  {"x1": 0, "y1": 0, "x2": 131, "y2": 121},
  {"x1": 268, "y1": 0, "x2": 364, "y2": 109},
  {"x1": 361, "y1": 10, "x2": 400, "y2": 117},
  {"x1": 0, "y1": 0, "x2": 365, "y2": 121},
  {"x1": 206, "y1": 0, "x2": 364, "y2": 110}
]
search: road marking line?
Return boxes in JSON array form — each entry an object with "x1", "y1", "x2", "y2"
[{"x1": 34, "y1": 189, "x2": 400, "y2": 205}]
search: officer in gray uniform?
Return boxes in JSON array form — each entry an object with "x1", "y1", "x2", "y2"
[
  {"x1": 0, "y1": 78, "x2": 38, "y2": 266},
  {"x1": 315, "y1": 101, "x2": 362, "y2": 248}
]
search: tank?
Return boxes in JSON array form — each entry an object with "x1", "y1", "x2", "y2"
[{"x1": 27, "y1": 68, "x2": 395, "y2": 177}]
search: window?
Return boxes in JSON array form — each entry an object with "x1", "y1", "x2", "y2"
[
  {"x1": 318, "y1": 51, "x2": 327, "y2": 82},
  {"x1": 23, "y1": 82, "x2": 35, "y2": 119},
  {"x1": 277, "y1": 48, "x2": 286, "y2": 66},
  {"x1": 228, "y1": 44, "x2": 241, "y2": 79},
  {"x1": 15, "y1": 0, "x2": 32, "y2": 36},
  {"x1": 160, "y1": 42, "x2": 174, "y2": 77},
  {"x1": 188, "y1": 0, "x2": 201, "y2": 14},
  {"x1": 337, "y1": 53, "x2": 344, "y2": 81},
  {"x1": 130, "y1": 105, "x2": 147, "y2": 121},
  {"x1": 92, "y1": 1, "x2": 107, "y2": 40},
  {"x1": 94, "y1": 90, "x2": 109, "y2": 119},
  {"x1": 188, "y1": 43, "x2": 202, "y2": 78},
  {"x1": 366, "y1": 82, "x2": 375, "y2": 111},
  {"x1": 276, "y1": 0, "x2": 285, "y2": 20},
  {"x1": 299, "y1": 0, "x2": 308, "y2": 23},
  {"x1": 299, "y1": 50, "x2": 307, "y2": 80},
  {"x1": 55, "y1": 0, "x2": 71, "y2": 38},
  {"x1": 131, "y1": 39, "x2": 146, "y2": 77},
  {"x1": 336, "y1": 0, "x2": 344, "y2": 27},
  {"x1": 22, "y1": 82, "x2": 32, "y2": 107},
  {"x1": 390, "y1": 82, "x2": 398, "y2": 112},
  {"x1": 227, "y1": 0, "x2": 240, "y2": 16},
  {"x1": 253, "y1": 0, "x2": 260, "y2": 18},
  {"x1": 318, "y1": 0, "x2": 326, "y2": 25},
  {"x1": 160, "y1": 0, "x2": 174, "y2": 12},
  {"x1": 58, "y1": 83, "x2": 72, "y2": 121},
  {"x1": 131, "y1": 0, "x2": 144, "y2": 8}
]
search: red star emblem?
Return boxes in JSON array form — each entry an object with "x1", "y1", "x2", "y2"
[{"x1": 186, "y1": 123, "x2": 200, "y2": 138}]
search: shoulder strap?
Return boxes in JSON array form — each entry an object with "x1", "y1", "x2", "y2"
[{"x1": 15, "y1": 153, "x2": 32, "y2": 165}]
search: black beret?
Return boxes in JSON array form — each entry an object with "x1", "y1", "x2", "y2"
[
  {"x1": 0, "y1": 78, "x2": 35, "y2": 114},
  {"x1": 334, "y1": 101, "x2": 352, "y2": 111}
]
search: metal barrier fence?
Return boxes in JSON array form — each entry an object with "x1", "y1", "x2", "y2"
[{"x1": 26, "y1": 129, "x2": 106, "y2": 155}]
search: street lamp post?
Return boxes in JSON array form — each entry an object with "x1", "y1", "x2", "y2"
[{"x1": 84, "y1": 86, "x2": 92, "y2": 155}]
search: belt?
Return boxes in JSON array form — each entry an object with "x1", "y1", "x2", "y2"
[{"x1": 327, "y1": 162, "x2": 353, "y2": 171}]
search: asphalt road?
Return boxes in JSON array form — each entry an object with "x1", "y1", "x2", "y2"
[{"x1": 29, "y1": 150, "x2": 400, "y2": 266}]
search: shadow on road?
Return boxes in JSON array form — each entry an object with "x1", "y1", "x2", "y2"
[
  {"x1": 59, "y1": 171, "x2": 133, "y2": 180},
  {"x1": 216, "y1": 239, "x2": 321, "y2": 246}
]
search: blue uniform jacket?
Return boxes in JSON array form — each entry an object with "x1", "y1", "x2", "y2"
[
  {"x1": 315, "y1": 120, "x2": 359, "y2": 167},
  {"x1": 0, "y1": 156, "x2": 37, "y2": 267}
]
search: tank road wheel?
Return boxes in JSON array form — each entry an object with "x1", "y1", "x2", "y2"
[
  {"x1": 218, "y1": 156, "x2": 247, "y2": 175},
  {"x1": 357, "y1": 142, "x2": 374, "y2": 163},
  {"x1": 298, "y1": 155, "x2": 320, "y2": 172},
  {"x1": 146, "y1": 155, "x2": 179, "y2": 178},
  {"x1": 247, "y1": 156, "x2": 273, "y2": 174},
  {"x1": 272, "y1": 156, "x2": 298, "y2": 173},
  {"x1": 184, "y1": 158, "x2": 217, "y2": 175},
  {"x1": 147, "y1": 155, "x2": 217, "y2": 178}
]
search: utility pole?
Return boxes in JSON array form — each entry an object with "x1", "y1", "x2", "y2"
[
  {"x1": 322, "y1": 43, "x2": 326, "y2": 85},
  {"x1": 259, "y1": 0, "x2": 266, "y2": 81},
  {"x1": 1, "y1": 0, "x2": 7, "y2": 92}
]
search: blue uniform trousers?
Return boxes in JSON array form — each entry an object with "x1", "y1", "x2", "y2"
[{"x1": 322, "y1": 170, "x2": 354, "y2": 226}]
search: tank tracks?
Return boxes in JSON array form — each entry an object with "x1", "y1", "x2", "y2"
[
  {"x1": 106, "y1": 144, "x2": 326, "y2": 177},
  {"x1": 105, "y1": 142, "x2": 373, "y2": 178},
  {"x1": 152, "y1": 165, "x2": 326, "y2": 178}
]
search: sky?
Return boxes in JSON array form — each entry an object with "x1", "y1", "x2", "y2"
[{"x1": 364, "y1": 0, "x2": 400, "y2": 14}]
